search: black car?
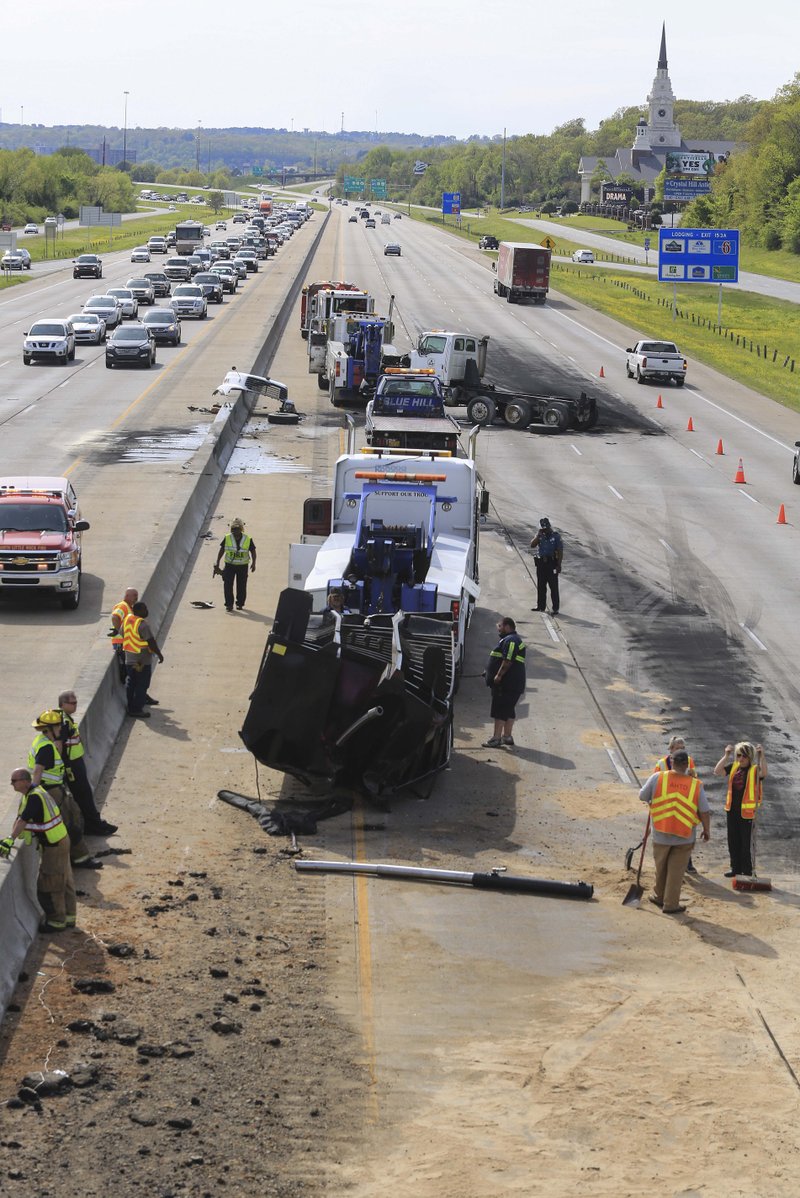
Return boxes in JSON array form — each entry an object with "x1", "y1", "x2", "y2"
[
  {"x1": 194, "y1": 273, "x2": 224, "y2": 304},
  {"x1": 105, "y1": 323, "x2": 157, "y2": 368},
  {"x1": 142, "y1": 308, "x2": 181, "y2": 346},
  {"x1": 479, "y1": 235, "x2": 499, "y2": 250},
  {"x1": 73, "y1": 254, "x2": 103, "y2": 279},
  {"x1": 143, "y1": 271, "x2": 171, "y2": 297},
  {"x1": 384, "y1": 243, "x2": 402, "y2": 256}
]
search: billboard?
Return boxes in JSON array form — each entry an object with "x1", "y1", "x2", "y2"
[
  {"x1": 602, "y1": 184, "x2": 633, "y2": 205},
  {"x1": 664, "y1": 150, "x2": 718, "y2": 202},
  {"x1": 442, "y1": 192, "x2": 461, "y2": 215},
  {"x1": 658, "y1": 228, "x2": 739, "y2": 283}
]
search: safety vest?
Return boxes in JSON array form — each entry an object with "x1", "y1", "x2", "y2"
[
  {"x1": 725, "y1": 764, "x2": 762, "y2": 820},
  {"x1": 18, "y1": 785, "x2": 68, "y2": 846},
  {"x1": 28, "y1": 732, "x2": 65, "y2": 788},
  {"x1": 59, "y1": 711, "x2": 84, "y2": 761},
  {"x1": 224, "y1": 532, "x2": 251, "y2": 566},
  {"x1": 654, "y1": 753, "x2": 696, "y2": 774},
  {"x1": 110, "y1": 599, "x2": 133, "y2": 648},
  {"x1": 122, "y1": 613, "x2": 148, "y2": 654},
  {"x1": 650, "y1": 771, "x2": 700, "y2": 838},
  {"x1": 489, "y1": 634, "x2": 526, "y2": 666}
]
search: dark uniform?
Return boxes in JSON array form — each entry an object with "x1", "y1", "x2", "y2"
[
  {"x1": 530, "y1": 518, "x2": 563, "y2": 614},
  {"x1": 487, "y1": 630, "x2": 527, "y2": 721}
]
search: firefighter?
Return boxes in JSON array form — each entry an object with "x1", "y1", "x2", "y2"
[
  {"x1": 2, "y1": 768, "x2": 77, "y2": 933},
  {"x1": 29, "y1": 710, "x2": 102, "y2": 869},
  {"x1": 57, "y1": 691, "x2": 116, "y2": 836},
  {"x1": 214, "y1": 517, "x2": 257, "y2": 612}
]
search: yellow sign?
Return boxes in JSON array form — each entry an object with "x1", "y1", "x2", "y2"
[{"x1": 541, "y1": 236, "x2": 556, "y2": 250}]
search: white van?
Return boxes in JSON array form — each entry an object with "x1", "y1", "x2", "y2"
[{"x1": 381, "y1": 213, "x2": 391, "y2": 225}]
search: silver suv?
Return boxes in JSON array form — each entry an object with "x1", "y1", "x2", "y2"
[{"x1": 23, "y1": 319, "x2": 76, "y2": 365}]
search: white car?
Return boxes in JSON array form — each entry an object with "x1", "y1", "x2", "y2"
[
  {"x1": 82, "y1": 295, "x2": 122, "y2": 328},
  {"x1": 131, "y1": 245, "x2": 151, "y2": 263},
  {"x1": 572, "y1": 249, "x2": 594, "y2": 264},
  {"x1": 169, "y1": 284, "x2": 208, "y2": 320},
  {"x1": 215, "y1": 220, "x2": 227, "y2": 230},
  {"x1": 68, "y1": 312, "x2": 106, "y2": 344},
  {"x1": 23, "y1": 222, "x2": 39, "y2": 235},
  {"x1": 107, "y1": 288, "x2": 139, "y2": 319}
]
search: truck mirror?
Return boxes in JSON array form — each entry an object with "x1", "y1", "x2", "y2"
[
  {"x1": 479, "y1": 490, "x2": 490, "y2": 516},
  {"x1": 74, "y1": 520, "x2": 91, "y2": 532}
]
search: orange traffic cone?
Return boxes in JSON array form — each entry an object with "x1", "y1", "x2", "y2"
[
  {"x1": 656, "y1": 394, "x2": 663, "y2": 409},
  {"x1": 599, "y1": 365, "x2": 605, "y2": 378},
  {"x1": 734, "y1": 458, "x2": 747, "y2": 484},
  {"x1": 777, "y1": 504, "x2": 787, "y2": 525},
  {"x1": 686, "y1": 417, "x2": 694, "y2": 432},
  {"x1": 716, "y1": 439, "x2": 724, "y2": 455}
]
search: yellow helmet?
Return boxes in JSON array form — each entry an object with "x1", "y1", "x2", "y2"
[
  {"x1": 33, "y1": 709, "x2": 63, "y2": 728},
  {"x1": 230, "y1": 517, "x2": 244, "y2": 529}
]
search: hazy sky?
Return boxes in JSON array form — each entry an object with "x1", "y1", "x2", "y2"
[{"x1": 3, "y1": 0, "x2": 798, "y2": 141}]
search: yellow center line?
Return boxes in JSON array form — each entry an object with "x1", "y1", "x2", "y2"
[{"x1": 352, "y1": 803, "x2": 379, "y2": 1121}]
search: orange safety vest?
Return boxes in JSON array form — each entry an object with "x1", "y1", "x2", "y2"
[
  {"x1": 111, "y1": 599, "x2": 133, "y2": 648},
  {"x1": 122, "y1": 613, "x2": 148, "y2": 655},
  {"x1": 725, "y1": 764, "x2": 762, "y2": 820},
  {"x1": 654, "y1": 754, "x2": 696, "y2": 774},
  {"x1": 650, "y1": 771, "x2": 700, "y2": 838}
]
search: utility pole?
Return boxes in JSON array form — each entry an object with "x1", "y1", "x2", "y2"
[
  {"x1": 122, "y1": 90, "x2": 129, "y2": 169},
  {"x1": 500, "y1": 127, "x2": 506, "y2": 211},
  {"x1": 196, "y1": 121, "x2": 201, "y2": 171}
]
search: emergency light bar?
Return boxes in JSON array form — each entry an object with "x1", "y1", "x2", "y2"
[{"x1": 354, "y1": 472, "x2": 447, "y2": 483}]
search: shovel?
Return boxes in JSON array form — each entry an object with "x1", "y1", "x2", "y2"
[{"x1": 622, "y1": 812, "x2": 651, "y2": 907}]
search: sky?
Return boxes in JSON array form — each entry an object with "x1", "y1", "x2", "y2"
[{"x1": 3, "y1": 0, "x2": 799, "y2": 142}]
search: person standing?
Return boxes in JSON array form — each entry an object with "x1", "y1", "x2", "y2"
[
  {"x1": 652, "y1": 735, "x2": 698, "y2": 874},
  {"x1": 109, "y1": 587, "x2": 139, "y2": 684},
  {"x1": 639, "y1": 749, "x2": 711, "y2": 914},
  {"x1": 28, "y1": 711, "x2": 101, "y2": 870},
  {"x1": 529, "y1": 517, "x2": 563, "y2": 615},
  {"x1": 123, "y1": 601, "x2": 164, "y2": 718},
  {"x1": 214, "y1": 517, "x2": 256, "y2": 612},
  {"x1": 484, "y1": 617, "x2": 527, "y2": 749},
  {"x1": 57, "y1": 691, "x2": 116, "y2": 836},
  {"x1": 713, "y1": 741, "x2": 768, "y2": 879},
  {"x1": 1, "y1": 769, "x2": 77, "y2": 933}
]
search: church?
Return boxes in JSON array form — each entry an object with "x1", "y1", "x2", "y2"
[{"x1": 578, "y1": 24, "x2": 738, "y2": 205}]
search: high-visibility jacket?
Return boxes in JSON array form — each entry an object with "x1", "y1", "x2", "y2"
[
  {"x1": 110, "y1": 599, "x2": 133, "y2": 648},
  {"x1": 487, "y1": 632, "x2": 526, "y2": 687},
  {"x1": 223, "y1": 533, "x2": 251, "y2": 566},
  {"x1": 726, "y1": 764, "x2": 762, "y2": 819},
  {"x1": 122, "y1": 613, "x2": 148, "y2": 655},
  {"x1": 28, "y1": 732, "x2": 65, "y2": 788},
  {"x1": 650, "y1": 771, "x2": 700, "y2": 838},
  {"x1": 18, "y1": 785, "x2": 68, "y2": 846},
  {"x1": 59, "y1": 711, "x2": 84, "y2": 761},
  {"x1": 653, "y1": 753, "x2": 696, "y2": 774}
]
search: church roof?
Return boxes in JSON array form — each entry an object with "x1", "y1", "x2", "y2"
[{"x1": 579, "y1": 141, "x2": 739, "y2": 184}]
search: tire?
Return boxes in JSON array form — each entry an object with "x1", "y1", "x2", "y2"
[
  {"x1": 317, "y1": 373, "x2": 329, "y2": 392},
  {"x1": 60, "y1": 574, "x2": 80, "y2": 611},
  {"x1": 268, "y1": 411, "x2": 300, "y2": 425},
  {"x1": 106, "y1": 361, "x2": 113, "y2": 369},
  {"x1": 466, "y1": 395, "x2": 497, "y2": 426},
  {"x1": 675, "y1": 377, "x2": 685, "y2": 387},
  {"x1": 793, "y1": 456, "x2": 800, "y2": 486},
  {"x1": 503, "y1": 400, "x2": 532, "y2": 429},
  {"x1": 23, "y1": 354, "x2": 31, "y2": 366},
  {"x1": 625, "y1": 363, "x2": 633, "y2": 378},
  {"x1": 542, "y1": 404, "x2": 569, "y2": 432},
  {"x1": 636, "y1": 368, "x2": 646, "y2": 385},
  {"x1": 68, "y1": 346, "x2": 75, "y2": 361}
]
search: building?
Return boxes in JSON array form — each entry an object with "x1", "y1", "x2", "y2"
[{"x1": 578, "y1": 24, "x2": 737, "y2": 205}]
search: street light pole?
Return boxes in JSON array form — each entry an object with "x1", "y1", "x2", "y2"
[
  {"x1": 500, "y1": 127, "x2": 506, "y2": 211},
  {"x1": 196, "y1": 121, "x2": 201, "y2": 172},
  {"x1": 122, "y1": 91, "x2": 129, "y2": 169}
]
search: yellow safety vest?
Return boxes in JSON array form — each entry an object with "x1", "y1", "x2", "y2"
[
  {"x1": 650, "y1": 771, "x2": 700, "y2": 838},
  {"x1": 18, "y1": 785, "x2": 68, "y2": 846},
  {"x1": 725, "y1": 764, "x2": 762, "y2": 820},
  {"x1": 122, "y1": 613, "x2": 148, "y2": 654},
  {"x1": 28, "y1": 732, "x2": 65, "y2": 788},
  {"x1": 224, "y1": 532, "x2": 251, "y2": 566},
  {"x1": 110, "y1": 599, "x2": 133, "y2": 648},
  {"x1": 59, "y1": 711, "x2": 84, "y2": 761}
]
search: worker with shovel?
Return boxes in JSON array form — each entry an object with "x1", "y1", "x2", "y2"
[{"x1": 637, "y1": 750, "x2": 710, "y2": 914}]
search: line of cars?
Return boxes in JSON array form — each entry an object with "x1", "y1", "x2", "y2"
[{"x1": 347, "y1": 205, "x2": 403, "y2": 257}]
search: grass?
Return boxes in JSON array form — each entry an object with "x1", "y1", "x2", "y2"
[{"x1": 18, "y1": 204, "x2": 234, "y2": 263}]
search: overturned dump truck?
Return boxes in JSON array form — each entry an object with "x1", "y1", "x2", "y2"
[{"x1": 240, "y1": 442, "x2": 487, "y2": 797}]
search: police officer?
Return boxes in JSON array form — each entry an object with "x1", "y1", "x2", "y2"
[
  {"x1": 484, "y1": 617, "x2": 527, "y2": 749},
  {"x1": 214, "y1": 517, "x2": 257, "y2": 612},
  {"x1": 2, "y1": 768, "x2": 77, "y2": 933},
  {"x1": 530, "y1": 517, "x2": 563, "y2": 615}
]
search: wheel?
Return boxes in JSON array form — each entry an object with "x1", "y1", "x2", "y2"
[
  {"x1": 625, "y1": 363, "x2": 633, "y2": 378},
  {"x1": 23, "y1": 354, "x2": 31, "y2": 366},
  {"x1": 106, "y1": 361, "x2": 113, "y2": 369},
  {"x1": 793, "y1": 455, "x2": 800, "y2": 485},
  {"x1": 268, "y1": 411, "x2": 300, "y2": 425},
  {"x1": 200, "y1": 311, "x2": 207, "y2": 319},
  {"x1": 317, "y1": 373, "x2": 329, "y2": 392},
  {"x1": 542, "y1": 404, "x2": 569, "y2": 432},
  {"x1": 675, "y1": 377, "x2": 685, "y2": 387},
  {"x1": 466, "y1": 395, "x2": 497, "y2": 426},
  {"x1": 503, "y1": 400, "x2": 532, "y2": 429},
  {"x1": 636, "y1": 367, "x2": 646, "y2": 384},
  {"x1": 60, "y1": 574, "x2": 80, "y2": 610},
  {"x1": 68, "y1": 347, "x2": 75, "y2": 361}
]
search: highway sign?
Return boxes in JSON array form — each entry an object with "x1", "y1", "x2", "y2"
[
  {"x1": 442, "y1": 192, "x2": 461, "y2": 215},
  {"x1": 658, "y1": 228, "x2": 739, "y2": 283},
  {"x1": 541, "y1": 236, "x2": 556, "y2": 250},
  {"x1": 252, "y1": 167, "x2": 263, "y2": 177},
  {"x1": 644, "y1": 237, "x2": 651, "y2": 251},
  {"x1": 344, "y1": 175, "x2": 365, "y2": 193},
  {"x1": 370, "y1": 178, "x2": 387, "y2": 199}
]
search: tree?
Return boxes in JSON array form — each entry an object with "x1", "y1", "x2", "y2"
[{"x1": 208, "y1": 190, "x2": 224, "y2": 213}]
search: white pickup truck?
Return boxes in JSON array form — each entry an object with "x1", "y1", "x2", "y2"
[{"x1": 625, "y1": 340, "x2": 687, "y2": 386}]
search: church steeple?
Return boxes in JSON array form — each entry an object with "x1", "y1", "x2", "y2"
[
  {"x1": 647, "y1": 23, "x2": 681, "y2": 148},
  {"x1": 658, "y1": 21, "x2": 668, "y2": 70}
]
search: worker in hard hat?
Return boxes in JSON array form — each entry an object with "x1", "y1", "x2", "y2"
[
  {"x1": 28, "y1": 711, "x2": 102, "y2": 869},
  {"x1": 2, "y1": 768, "x2": 77, "y2": 933},
  {"x1": 214, "y1": 517, "x2": 257, "y2": 612}
]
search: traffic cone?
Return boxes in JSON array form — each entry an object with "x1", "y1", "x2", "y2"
[
  {"x1": 777, "y1": 504, "x2": 787, "y2": 525},
  {"x1": 656, "y1": 394, "x2": 663, "y2": 409},
  {"x1": 686, "y1": 417, "x2": 694, "y2": 432},
  {"x1": 716, "y1": 439, "x2": 724, "y2": 455},
  {"x1": 734, "y1": 458, "x2": 746, "y2": 484},
  {"x1": 599, "y1": 366, "x2": 605, "y2": 378}
]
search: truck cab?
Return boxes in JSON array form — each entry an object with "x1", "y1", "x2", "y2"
[
  {"x1": 0, "y1": 477, "x2": 90, "y2": 610},
  {"x1": 365, "y1": 370, "x2": 462, "y2": 454},
  {"x1": 409, "y1": 331, "x2": 489, "y2": 388}
]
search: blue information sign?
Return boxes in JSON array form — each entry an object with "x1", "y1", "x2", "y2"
[
  {"x1": 442, "y1": 192, "x2": 461, "y2": 215},
  {"x1": 658, "y1": 228, "x2": 739, "y2": 284}
]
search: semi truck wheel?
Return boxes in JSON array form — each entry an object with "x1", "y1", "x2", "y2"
[
  {"x1": 503, "y1": 400, "x2": 531, "y2": 429},
  {"x1": 466, "y1": 395, "x2": 496, "y2": 427},
  {"x1": 317, "y1": 374, "x2": 328, "y2": 391},
  {"x1": 542, "y1": 405, "x2": 569, "y2": 432}
]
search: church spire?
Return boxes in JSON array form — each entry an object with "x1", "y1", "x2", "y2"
[{"x1": 658, "y1": 22, "x2": 668, "y2": 71}]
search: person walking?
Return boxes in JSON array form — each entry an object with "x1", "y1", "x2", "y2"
[
  {"x1": 484, "y1": 617, "x2": 527, "y2": 749},
  {"x1": 28, "y1": 711, "x2": 101, "y2": 870},
  {"x1": 109, "y1": 587, "x2": 139, "y2": 684},
  {"x1": 57, "y1": 690, "x2": 116, "y2": 836},
  {"x1": 639, "y1": 749, "x2": 711, "y2": 914},
  {"x1": 214, "y1": 517, "x2": 256, "y2": 611},
  {"x1": 1, "y1": 769, "x2": 77, "y2": 933},
  {"x1": 713, "y1": 741, "x2": 768, "y2": 879},
  {"x1": 122, "y1": 601, "x2": 164, "y2": 718},
  {"x1": 652, "y1": 735, "x2": 698, "y2": 874},
  {"x1": 529, "y1": 517, "x2": 563, "y2": 615}
]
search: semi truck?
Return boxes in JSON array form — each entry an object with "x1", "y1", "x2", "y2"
[
  {"x1": 408, "y1": 330, "x2": 598, "y2": 432},
  {"x1": 492, "y1": 242, "x2": 551, "y2": 304},
  {"x1": 300, "y1": 280, "x2": 362, "y2": 339}
]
